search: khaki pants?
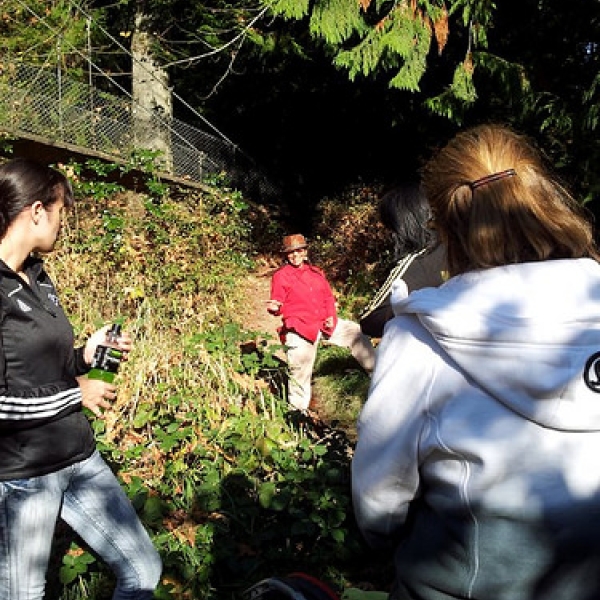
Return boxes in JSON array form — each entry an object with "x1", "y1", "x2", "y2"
[{"x1": 285, "y1": 319, "x2": 375, "y2": 410}]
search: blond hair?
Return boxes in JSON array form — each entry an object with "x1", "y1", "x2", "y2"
[{"x1": 422, "y1": 124, "x2": 599, "y2": 276}]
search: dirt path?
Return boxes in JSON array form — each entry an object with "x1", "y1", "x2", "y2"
[{"x1": 237, "y1": 258, "x2": 281, "y2": 343}]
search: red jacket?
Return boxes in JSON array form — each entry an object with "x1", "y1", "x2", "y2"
[{"x1": 268, "y1": 263, "x2": 338, "y2": 343}]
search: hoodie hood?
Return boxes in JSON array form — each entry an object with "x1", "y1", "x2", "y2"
[{"x1": 392, "y1": 258, "x2": 600, "y2": 432}]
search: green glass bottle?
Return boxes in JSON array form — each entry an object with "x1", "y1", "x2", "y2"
[{"x1": 87, "y1": 323, "x2": 123, "y2": 383}]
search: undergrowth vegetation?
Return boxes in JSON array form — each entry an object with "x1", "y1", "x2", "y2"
[
  {"x1": 26, "y1": 156, "x2": 395, "y2": 600},
  {"x1": 310, "y1": 183, "x2": 395, "y2": 316}
]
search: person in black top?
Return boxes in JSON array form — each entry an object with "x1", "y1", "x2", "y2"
[
  {"x1": 0, "y1": 158, "x2": 161, "y2": 600},
  {"x1": 360, "y1": 183, "x2": 446, "y2": 338}
]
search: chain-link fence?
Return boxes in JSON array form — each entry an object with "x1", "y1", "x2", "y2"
[{"x1": 0, "y1": 62, "x2": 281, "y2": 202}]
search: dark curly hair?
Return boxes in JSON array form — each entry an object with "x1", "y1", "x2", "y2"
[{"x1": 379, "y1": 181, "x2": 437, "y2": 260}]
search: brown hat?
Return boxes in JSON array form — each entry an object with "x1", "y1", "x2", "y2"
[{"x1": 281, "y1": 234, "x2": 308, "y2": 253}]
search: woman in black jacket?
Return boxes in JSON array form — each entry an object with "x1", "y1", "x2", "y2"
[
  {"x1": 0, "y1": 158, "x2": 161, "y2": 600},
  {"x1": 360, "y1": 183, "x2": 446, "y2": 338}
]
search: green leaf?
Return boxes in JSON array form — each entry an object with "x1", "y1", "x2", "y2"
[{"x1": 258, "y1": 481, "x2": 277, "y2": 508}]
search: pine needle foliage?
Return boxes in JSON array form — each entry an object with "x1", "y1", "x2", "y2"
[
  {"x1": 267, "y1": 0, "x2": 311, "y2": 20},
  {"x1": 333, "y1": 3, "x2": 432, "y2": 88},
  {"x1": 262, "y1": 0, "x2": 495, "y2": 117},
  {"x1": 309, "y1": 0, "x2": 368, "y2": 45}
]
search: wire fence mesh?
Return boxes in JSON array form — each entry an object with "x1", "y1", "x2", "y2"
[{"x1": 0, "y1": 62, "x2": 281, "y2": 202}]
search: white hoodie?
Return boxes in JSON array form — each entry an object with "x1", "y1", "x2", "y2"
[{"x1": 352, "y1": 258, "x2": 600, "y2": 600}]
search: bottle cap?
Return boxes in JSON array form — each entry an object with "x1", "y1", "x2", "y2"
[{"x1": 108, "y1": 323, "x2": 122, "y2": 341}]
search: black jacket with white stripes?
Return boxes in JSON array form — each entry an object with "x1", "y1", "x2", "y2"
[{"x1": 0, "y1": 256, "x2": 95, "y2": 481}]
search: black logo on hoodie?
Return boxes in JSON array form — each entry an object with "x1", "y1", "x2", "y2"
[{"x1": 584, "y1": 352, "x2": 600, "y2": 392}]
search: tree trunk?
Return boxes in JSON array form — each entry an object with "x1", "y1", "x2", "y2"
[{"x1": 131, "y1": 7, "x2": 173, "y2": 172}]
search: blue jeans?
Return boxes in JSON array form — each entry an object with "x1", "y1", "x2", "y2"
[{"x1": 0, "y1": 450, "x2": 162, "y2": 600}]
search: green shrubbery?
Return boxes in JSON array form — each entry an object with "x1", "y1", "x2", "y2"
[
  {"x1": 38, "y1": 157, "x2": 391, "y2": 600},
  {"x1": 310, "y1": 183, "x2": 394, "y2": 316}
]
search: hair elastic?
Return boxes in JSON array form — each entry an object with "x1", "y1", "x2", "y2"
[{"x1": 470, "y1": 169, "x2": 516, "y2": 190}]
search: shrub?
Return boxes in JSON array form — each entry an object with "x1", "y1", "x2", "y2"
[
  {"x1": 310, "y1": 183, "x2": 393, "y2": 316},
  {"x1": 42, "y1": 159, "x2": 390, "y2": 600}
]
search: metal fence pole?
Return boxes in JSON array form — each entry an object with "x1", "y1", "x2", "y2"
[{"x1": 57, "y1": 39, "x2": 64, "y2": 138}]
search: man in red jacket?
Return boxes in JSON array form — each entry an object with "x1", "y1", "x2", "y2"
[{"x1": 267, "y1": 234, "x2": 375, "y2": 411}]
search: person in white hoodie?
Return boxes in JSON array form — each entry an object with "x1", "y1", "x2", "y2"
[{"x1": 352, "y1": 124, "x2": 600, "y2": 600}]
